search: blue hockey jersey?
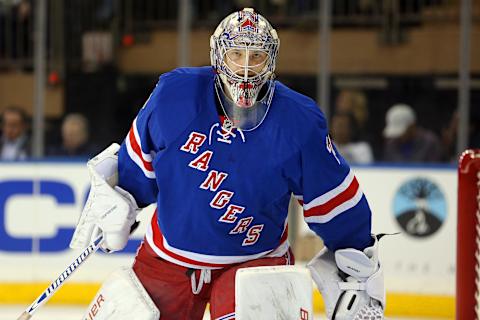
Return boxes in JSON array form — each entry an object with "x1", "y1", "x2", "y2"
[{"x1": 118, "y1": 66, "x2": 372, "y2": 269}]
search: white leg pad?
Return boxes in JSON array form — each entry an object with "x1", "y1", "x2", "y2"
[
  {"x1": 235, "y1": 266, "x2": 313, "y2": 320},
  {"x1": 83, "y1": 266, "x2": 160, "y2": 320}
]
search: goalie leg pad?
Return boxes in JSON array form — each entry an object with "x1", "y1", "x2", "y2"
[
  {"x1": 235, "y1": 265, "x2": 313, "y2": 320},
  {"x1": 83, "y1": 267, "x2": 160, "y2": 320}
]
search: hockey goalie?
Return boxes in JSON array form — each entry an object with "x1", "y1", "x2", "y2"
[{"x1": 70, "y1": 8, "x2": 385, "y2": 320}]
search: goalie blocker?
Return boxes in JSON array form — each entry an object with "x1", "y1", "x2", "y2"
[{"x1": 307, "y1": 235, "x2": 385, "y2": 320}]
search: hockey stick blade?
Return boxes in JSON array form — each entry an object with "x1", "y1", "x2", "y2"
[{"x1": 16, "y1": 235, "x2": 103, "y2": 320}]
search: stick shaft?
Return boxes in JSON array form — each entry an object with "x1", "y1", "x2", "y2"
[{"x1": 16, "y1": 235, "x2": 103, "y2": 320}]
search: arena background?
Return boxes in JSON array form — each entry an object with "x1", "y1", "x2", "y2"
[{"x1": 0, "y1": 0, "x2": 479, "y2": 319}]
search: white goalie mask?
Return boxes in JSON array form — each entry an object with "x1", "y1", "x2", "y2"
[{"x1": 210, "y1": 8, "x2": 280, "y2": 109}]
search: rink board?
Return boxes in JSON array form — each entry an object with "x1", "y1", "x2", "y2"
[{"x1": 0, "y1": 162, "x2": 456, "y2": 317}]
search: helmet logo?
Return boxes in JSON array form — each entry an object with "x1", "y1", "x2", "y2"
[
  {"x1": 240, "y1": 18, "x2": 257, "y2": 32},
  {"x1": 238, "y1": 10, "x2": 258, "y2": 33}
]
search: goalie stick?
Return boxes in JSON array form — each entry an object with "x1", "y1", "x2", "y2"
[
  {"x1": 16, "y1": 235, "x2": 103, "y2": 320},
  {"x1": 16, "y1": 220, "x2": 140, "y2": 320}
]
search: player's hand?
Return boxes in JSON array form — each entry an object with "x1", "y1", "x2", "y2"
[
  {"x1": 97, "y1": 186, "x2": 140, "y2": 253},
  {"x1": 307, "y1": 236, "x2": 385, "y2": 320},
  {"x1": 70, "y1": 144, "x2": 140, "y2": 253}
]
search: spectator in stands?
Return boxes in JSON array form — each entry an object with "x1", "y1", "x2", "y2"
[
  {"x1": 382, "y1": 103, "x2": 442, "y2": 163},
  {"x1": 335, "y1": 89, "x2": 369, "y2": 140},
  {"x1": 331, "y1": 111, "x2": 374, "y2": 164},
  {"x1": 0, "y1": 106, "x2": 30, "y2": 160},
  {"x1": 48, "y1": 113, "x2": 97, "y2": 158}
]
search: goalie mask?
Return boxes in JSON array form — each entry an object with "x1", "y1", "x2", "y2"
[{"x1": 210, "y1": 8, "x2": 279, "y2": 110}]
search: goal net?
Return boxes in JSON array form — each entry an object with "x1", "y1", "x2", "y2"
[{"x1": 457, "y1": 149, "x2": 480, "y2": 319}]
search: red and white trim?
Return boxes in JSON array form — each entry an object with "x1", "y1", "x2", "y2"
[
  {"x1": 215, "y1": 312, "x2": 235, "y2": 320},
  {"x1": 126, "y1": 117, "x2": 156, "y2": 179},
  {"x1": 298, "y1": 170, "x2": 364, "y2": 224},
  {"x1": 146, "y1": 211, "x2": 290, "y2": 269}
]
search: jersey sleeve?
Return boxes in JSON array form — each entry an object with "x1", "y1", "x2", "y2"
[
  {"x1": 288, "y1": 111, "x2": 372, "y2": 251},
  {"x1": 117, "y1": 81, "x2": 163, "y2": 208}
]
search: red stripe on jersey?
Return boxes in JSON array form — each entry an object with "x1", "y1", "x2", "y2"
[
  {"x1": 303, "y1": 177, "x2": 360, "y2": 217},
  {"x1": 150, "y1": 211, "x2": 227, "y2": 268},
  {"x1": 129, "y1": 126, "x2": 153, "y2": 172}
]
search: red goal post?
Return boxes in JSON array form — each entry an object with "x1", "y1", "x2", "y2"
[{"x1": 457, "y1": 149, "x2": 480, "y2": 319}]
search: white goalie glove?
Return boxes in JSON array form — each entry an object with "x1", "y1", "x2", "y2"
[
  {"x1": 70, "y1": 143, "x2": 140, "y2": 253},
  {"x1": 307, "y1": 236, "x2": 385, "y2": 320}
]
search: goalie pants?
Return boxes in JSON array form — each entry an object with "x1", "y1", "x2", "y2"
[{"x1": 132, "y1": 240, "x2": 294, "y2": 320}]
